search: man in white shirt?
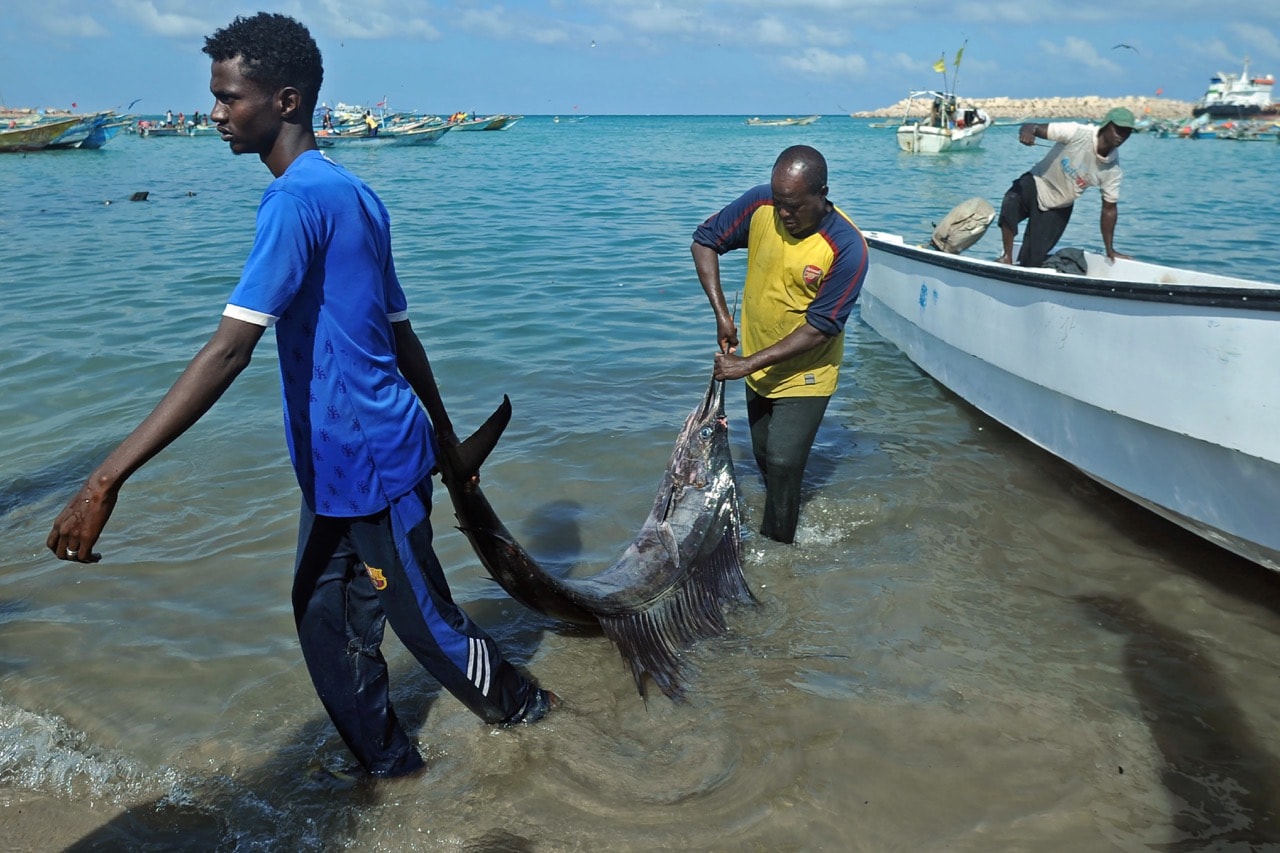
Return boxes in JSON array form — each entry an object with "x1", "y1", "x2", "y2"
[{"x1": 997, "y1": 106, "x2": 1135, "y2": 267}]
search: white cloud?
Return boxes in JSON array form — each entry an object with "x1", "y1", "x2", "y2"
[
  {"x1": 43, "y1": 14, "x2": 111, "y2": 38},
  {"x1": 456, "y1": 6, "x2": 570, "y2": 45},
  {"x1": 753, "y1": 16, "x2": 791, "y2": 45},
  {"x1": 1225, "y1": 23, "x2": 1280, "y2": 62},
  {"x1": 752, "y1": 17, "x2": 848, "y2": 48},
  {"x1": 113, "y1": 0, "x2": 213, "y2": 38},
  {"x1": 618, "y1": 3, "x2": 704, "y2": 37},
  {"x1": 1038, "y1": 36, "x2": 1122, "y2": 74},
  {"x1": 314, "y1": 0, "x2": 441, "y2": 40},
  {"x1": 780, "y1": 47, "x2": 867, "y2": 76}
]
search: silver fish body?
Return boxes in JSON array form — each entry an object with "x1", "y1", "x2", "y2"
[{"x1": 439, "y1": 375, "x2": 754, "y2": 699}]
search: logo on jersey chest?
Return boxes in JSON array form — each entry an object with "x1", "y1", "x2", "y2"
[{"x1": 802, "y1": 264, "x2": 823, "y2": 285}]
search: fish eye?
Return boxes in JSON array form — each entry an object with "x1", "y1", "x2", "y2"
[{"x1": 698, "y1": 426, "x2": 713, "y2": 440}]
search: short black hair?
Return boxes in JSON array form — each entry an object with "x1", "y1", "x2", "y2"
[
  {"x1": 774, "y1": 145, "x2": 828, "y2": 193},
  {"x1": 203, "y1": 13, "x2": 323, "y2": 113}
]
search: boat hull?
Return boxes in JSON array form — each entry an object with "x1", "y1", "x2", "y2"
[
  {"x1": 1192, "y1": 104, "x2": 1280, "y2": 119},
  {"x1": 139, "y1": 126, "x2": 195, "y2": 138},
  {"x1": 0, "y1": 117, "x2": 85, "y2": 152},
  {"x1": 450, "y1": 114, "x2": 523, "y2": 131},
  {"x1": 317, "y1": 125, "x2": 450, "y2": 147},
  {"x1": 896, "y1": 122, "x2": 986, "y2": 153},
  {"x1": 860, "y1": 233, "x2": 1280, "y2": 571},
  {"x1": 745, "y1": 115, "x2": 821, "y2": 127}
]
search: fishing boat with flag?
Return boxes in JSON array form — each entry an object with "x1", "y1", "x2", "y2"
[{"x1": 896, "y1": 44, "x2": 989, "y2": 153}]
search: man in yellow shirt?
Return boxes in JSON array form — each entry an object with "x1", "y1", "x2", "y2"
[{"x1": 692, "y1": 146, "x2": 868, "y2": 543}]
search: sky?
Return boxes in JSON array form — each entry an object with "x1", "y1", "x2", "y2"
[{"x1": 2, "y1": 1, "x2": 1278, "y2": 116}]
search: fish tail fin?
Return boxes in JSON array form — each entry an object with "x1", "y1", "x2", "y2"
[
  {"x1": 446, "y1": 396, "x2": 512, "y2": 480},
  {"x1": 596, "y1": 529, "x2": 754, "y2": 700}
]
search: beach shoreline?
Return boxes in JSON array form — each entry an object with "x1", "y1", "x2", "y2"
[{"x1": 853, "y1": 95, "x2": 1197, "y2": 120}]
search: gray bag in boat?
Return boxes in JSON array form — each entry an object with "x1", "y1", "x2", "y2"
[{"x1": 930, "y1": 197, "x2": 995, "y2": 254}]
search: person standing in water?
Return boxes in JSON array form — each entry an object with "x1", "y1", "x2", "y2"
[
  {"x1": 47, "y1": 11, "x2": 556, "y2": 781},
  {"x1": 692, "y1": 145, "x2": 868, "y2": 544}
]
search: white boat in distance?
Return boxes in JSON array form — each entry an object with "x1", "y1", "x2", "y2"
[
  {"x1": 859, "y1": 231, "x2": 1280, "y2": 571},
  {"x1": 449, "y1": 114, "x2": 523, "y2": 131},
  {"x1": 895, "y1": 91, "x2": 989, "y2": 153},
  {"x1": 745, "y1": 115, "x2": 821, "y2": 127},
  {"x1": 316, "y1": 124, "x2": 451, "y2": 147}
]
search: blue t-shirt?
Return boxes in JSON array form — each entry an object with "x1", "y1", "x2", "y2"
[{"x1": 224, "y1": 150, "x2": 433, "y2": 516}]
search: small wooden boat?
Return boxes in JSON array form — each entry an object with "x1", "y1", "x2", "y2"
[
  {"x1": 745, "y1": 115, "x2": 821, "y2": 127},
  {"x1": 316, "y1": 124, "x2": 451, "y2": 147},
  {"x1": 449, "y1": 114, "x2": 523, "y2": 131},
  {"x1": 138, "y1": 124, "x2": 195, "y2": 138},
  {"x1": 860, "y1": 231, "x2": 1280, "y2": 571},
  {"x1": 46, "y1": 113, "x2": 126, "y2": 149},
  {"x1": 0, "y1": 117, "x2": 85, "y2": 152}
]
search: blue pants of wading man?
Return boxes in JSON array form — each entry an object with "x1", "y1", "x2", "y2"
[
  {"x1": 292, "y1": 476, "x2": 544, "y2": 777},
  {"x1": 746, "y1": 388, "x2": 830, "y2": 544}
]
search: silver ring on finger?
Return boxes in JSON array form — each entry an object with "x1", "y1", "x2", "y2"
[{"x1": 66, "y1": 548, "x2": 78, "y2": 557}]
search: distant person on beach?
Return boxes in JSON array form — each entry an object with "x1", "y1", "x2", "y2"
[
  {"x1": 997, "y1": 107, "x2": 1135, "y2": 267},
  {"x1": 691, "y1": 145, "x2": 868, "y2": 544},
  {"x1": 47, "y1": 11, "x2": 556, "y2": 781}
]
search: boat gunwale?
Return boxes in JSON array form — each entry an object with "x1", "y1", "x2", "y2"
[{"x1": 866, "y1": 234, "x2": 1280, "y2": 311}]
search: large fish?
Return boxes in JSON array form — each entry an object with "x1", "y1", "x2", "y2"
[{"x1": 431, "y1": 374, "x2": 754, "y2": 700}]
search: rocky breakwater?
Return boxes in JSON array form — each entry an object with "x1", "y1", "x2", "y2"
[{"x1": 855, "y1": 95, "x2": 1196, "y2": 120}]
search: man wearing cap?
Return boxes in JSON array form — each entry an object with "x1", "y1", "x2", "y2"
[{"x1": 996, "y1": 106, "x2": 1136, "y2": 267}]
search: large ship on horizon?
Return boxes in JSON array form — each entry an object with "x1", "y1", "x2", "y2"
[{"x1": 1192, "y1": 57, "x2": 1277, "y2": 118}]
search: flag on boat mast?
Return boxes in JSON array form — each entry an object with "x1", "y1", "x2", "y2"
[
  {"x1": 950, "y1": 40, "x2": 969, "y2": 93},
  {"x1": 933, "y1": 55, "x2": 945, "y2": 73}
]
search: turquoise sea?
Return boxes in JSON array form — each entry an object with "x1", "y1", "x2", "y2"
[{"x1": 3, "y1": 116, "x2": 1280, "y2": 850}]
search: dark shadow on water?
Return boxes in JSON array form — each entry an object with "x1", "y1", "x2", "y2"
[
  {"x1": 0, "y1": 443, "x2": 118, "y2": 522},
  {"x1": 0, "y1": 599, "x2": 32, "y2": 679},
  {"x1": 944, "y1": 393, "x2": 1280, "y2": 608},
  {"x1": 522, "y1": 499, "x2": 586, "y2": 575},
  {"x1": 511, "y1": 499, "x2": 605, "y2": 637},
  {"x1": 1077, "y1": 595, "x2": 1280, "y2": 848},
  {"x1": 460, "y1": 830, "x2": 537, "y2": 852}
]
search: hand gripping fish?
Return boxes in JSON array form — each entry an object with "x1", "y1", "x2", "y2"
[{"x1": 430, "y1": 375, "x2": 755, "y2": 700}]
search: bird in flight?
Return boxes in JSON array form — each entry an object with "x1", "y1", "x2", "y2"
[{"x1": 1112, "y1": 43, "x2": 1138, "y2": 53}]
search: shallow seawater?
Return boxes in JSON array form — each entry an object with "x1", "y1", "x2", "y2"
[{"x1": 2, "y1": 116, "x2": 1280, "y2": 850}]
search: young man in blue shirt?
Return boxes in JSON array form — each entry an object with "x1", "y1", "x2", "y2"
[{"x1": 47, "y1": 12, "x2": 554, "y2": 780}]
